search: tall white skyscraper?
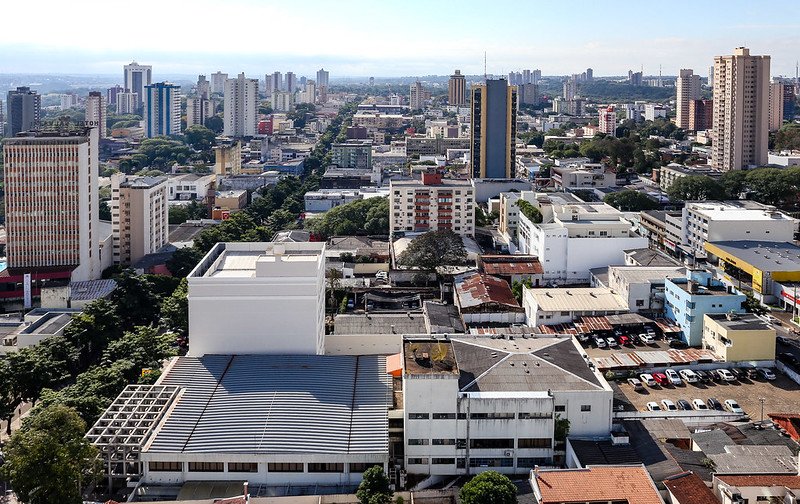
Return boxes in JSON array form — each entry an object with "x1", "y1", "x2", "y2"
[
  {"x1": 3, "y1": 127, "x2": 101, "y2": 281},
  {"x1": 676, "y1": 69, "x2": 701, "y2": 130},
  {"x1": 85, "y1": 91, "x2": 108, "y2": 138},
  {"x1": 224, "y1": 73, "x2": 258, "y2": 137},
  {"x1": 123, "y1": 61, "x2": 152, "y2": 111},
  {"x1": 144, "y1": 82, "x2": 182, "y2": 138},
  {"x1": 712, "y1": 47, "x2": 770, "y2": 171},
  {"x1": 116, "y1": 92, "x2": 138, "y2": 115},
  {"x1": 316, "y1": 68, "x2": 329, "y2": 88},
  {"x1": 210, "y1": 72, "x2": 228, "y2": 95},
  {"x1": 270, "y1": 72, "x2": 283, "y2": 93}
]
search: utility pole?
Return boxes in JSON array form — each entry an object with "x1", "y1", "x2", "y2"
[{"x1": 759, "y1": 397, "x2": 766, "y2": 426}]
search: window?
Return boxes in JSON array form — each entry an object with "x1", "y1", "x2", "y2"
[
  {"x1": 470, "y1": 412, "x2": 514, "y2": 420},
  {"x1": 470, "y1": 438, "x2": 514, "y2": 449},
  {"x1": 432, "y1": 458, "x2": 455, "y2": 465},
  {"x1": 456, "y1": 458, "x2": 466, "y2": 468},
  {"x1": 349, "y1": 463, "x2": 377, "y2": 473},
  {"x1": 517, "y1": 457, "x2": 550, "y2": 468},
  {"x1": 407, "y1": 458, "x2": 428, "y2": 465},
  {"x1": 554, "y1": 405, "x2": 566, "y2": 412},
  {"x1": 469, "y1": 457, "x2": 513, "y2": 468},
  {"x1": 581, "y1": 405, "x2": 591, "y2": 412},
  {"x1": 268, "y1": 462, "x2": 304, "y2": 472},
  {"x1": 432, "y1": 413, "x2": 456, "y2": 419},
  {"x1": 149, "y1": 461, "x2": 182, "y2": 472},
  {"x1": 408, "y1": 439, "x2": 429, "y2": 446},
  {"x1": 635, "y1": 300, "x2": 645, "y2": 307},
  {"x1": 518, "y1": 438, "x2": 552, "y2": 449},
  {"x1": 308, "y1": 462, "x2": 344, "y2": 473},
  {"x1": 456, "y1": 439, "x2": 467, "y2": 449},
  {"x1": 408, "y1": 413, "x2": 429, "y2": 420},
  {"x1": 188, "y1": 462, "x2": 224, "y2": 472},
  {"x1": 228, "y1": 462, "x2": 258, "y2": 473},
  {"x1": 519, "y1": 412, "x2": 551, "y2": 419},
  {"x1": 432, "y1": 438, "x2": 456, "y2": 445},
  {"x1": 457, "y1": 412, "x2": 467, "y2": 419}
]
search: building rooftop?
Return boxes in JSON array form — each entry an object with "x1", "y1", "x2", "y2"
[
  {"x1": 531, "y1": 465, "x2": 662, "y2": 504},
  {"x1": 334, "y1": 313, "x2": 425, "y2": 335},
  {"x1": 69, "y1": 279, "x2": 117, "y2": 302},
  {"x1": 624, "y1": 247, "x2": 682, "y2": 267},
  {"x1": 120, "y1": 176, "x2": 166, "y2": 189},
  {"x1": 525, "y1": 287, "x2": 628, "y2": 312},
  {"x1": 479, "y1": 255, "x2": 543, "y2": 276},
  {"x1": 566, "y1": 438, "x2": 642, "y2": 466},
  {"x1": 188, "y1": 242, "x2": 325, "y2": 279},
  {"x1": 706, "y1": 241, "x2": 800, "y2": 272},
  {"x1": 144, "y1": 354, "x2": 390, "y2": 455},
  {"x1": 709, "y1": 445, "x2": 799, "y2": 474},
  {"x1": 389, "y1": 178, "x2": 472, "y2": 187},
  {"x1": 663, "y1": 472, "x2": 719, "y2": 504},
  {"x1": 688, "y1": 201, "x2": 795, "y2": 222},
  {"x1": 705, "y1": 312, "x2": 772, "y2": 331},
  {"x1": 402, "y1": 339, "x2": 459, "y2": 376},
  {"x1": 423, "y1": 301, "x2": 465, "y2": 334},
  {"x1": 327, "y1": 236, "x2": 389, "y2": 257},
  {"x1": 609, "y1": 265, "x2": 684, "y2": 285},
  {"x1": 716, "y1": 474, "x2": 800, "y2": 489},
  {"x1": 454, "y1": 272, "x2": 522, "y2": 312}
]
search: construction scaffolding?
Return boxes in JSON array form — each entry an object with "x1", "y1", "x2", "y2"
[{"x1": 85, "y1": 384, "x2": 181, "y2": 490}]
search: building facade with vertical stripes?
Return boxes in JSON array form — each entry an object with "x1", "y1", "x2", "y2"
[
  {"x1": 469, "y1": 79, "x2": 517, "y2": 178},
  {"x1": 144, "y1": 82, "x2": 182, "y2": 138}
]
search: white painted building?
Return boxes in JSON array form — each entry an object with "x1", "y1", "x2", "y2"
[
  {"x1": 390, "y1": 174, "x2": 475, "y2": 237},
  {"x1": 187, "y1": 242, "x2": 326, "y2": 356},
  {"x1": 607, "y1": 266, "x2": 683, "y2": 313},
  {"x1": 402, "y1": 336, "x2": 613, "y2": 476},
  {"x1": 523, "y1": 287, "x2": 629, "y2": 327},
  {"x1": 223, "y1": 73, "x2": 258, "y2": 137},
  {"x1": 551, "y1": 163, "x2": 616, "y2": 190},
  {"x1": 304, "y1": 189, "x2": 363, "y2": 213},
  {"x1": 167, "y1": 173, "x2": 215, "y2": 201}
]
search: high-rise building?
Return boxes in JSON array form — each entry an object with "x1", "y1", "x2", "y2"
[
  {"x1": 285, "y1": 72, "x2": 296, "y2": 93},
  {"x1": 143, "y1": 82, "x2": 181, "y2": 138},
  {"x1": 562, "y1": 76, "x2": 577, "y2": 101},
  {"x1": 187, "y1": 96, "x2": 213, "y2": 128},
  {"x1": 316, "y1": 68, "x2": 329, "y2": 88},
  {"x1": 708, "y1": 65, "x2": 714, "y2": 88},
  {"x1": 116, "y1": 92, "x2": 138, "y2": 115},
  {"x1": 769, "y1": 81, "x2": 785, "y2": 132},
  {"x1": 299, "y1": 81, "x2": 316, "y2": 105},
  {"x1": 270, "y1": 71, "x2": 283, "y2": 93},
  {"x1": 123, "y1": 61, "x2": 152, "y2": 112},
  {"x1": 196, "y1": 75, "x2": 210, "y2": 100},
  {"x1": 107, "y1": 85, "x2": 124, "y2": 106},
  {"x1": 712, "y1": 47, "x2": 770, "y2": 171},
  {"x1": 522, "y1": 69, "x2": 531, "y2": 84},
  {"x1": 676, "y1": 69, "x2": 701, "y2": 129},
  {"x1": 390, "y1": 174, "x2": 475, "y2": 236},
  {"x1": 628, "y1": 70, "x2": 643, "y2": 86},
  {"x1": 518, "y1": 83, "x2": 539, "y2": 105},
  {"x1": 110, "y1": 173, "x2": 168, "y2": 265},
  {"x1": 448, "y1": 70, "x2": 467, "y2": 106},
  {"x1": 224, "y1": 73, "x2": 258, "y2": 137},
  {"x1": 688, "y1": 99, "x2": 713, "y2": 131},
  {"x1": 210, "y1": 71, "x2": 228, "y2": 95},
  {"x1": 469, "y1": 79, "x2": 517, "y2": 178},
  {"x1": 783, "y1": 82, "x2": 796, "y2": 121},
  {"x1": 586, "y1": 68, "x2": 593, "y2": 81},
  {"x1": 6, "y1": 87, "x2": 41, "y2": 136},
  {"x1": 271, "y1": 91, "x2": 295, "y2": 112},
  {"x1": 532, "y1": 69, "x2": 542, "y2": 84},
  {"x1": 598, "y1": 106, "x2": 617, "y2": 136},
  {"x1": 369, "y1": 77, "x2": 375, "y2": 86},
  {"x1": 409, "y1": 81, "x2": 425, "y2": 110},
  {"x1": 3, "y1": 127, "x2": 100, "y2": 281},
  {"x1": 85, "y1": 91, "x2": 108, "y2": 138}
]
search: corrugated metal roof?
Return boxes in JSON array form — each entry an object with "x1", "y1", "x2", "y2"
[
  {"x1": 146, "y1": 354, "x2": 390, "y2": 455},
  {"x1": 593, "y1": 348, "x2": 717, "y2": 370},
  {"x1": 480, "y1": 255, "x2": 544, "y2": 276},
  {"x1": 526, "y1": 287, "x2": 628, "y2": 312},
  {"x1": 454, "y1": 272, "x2": 522, "y2": 312}
]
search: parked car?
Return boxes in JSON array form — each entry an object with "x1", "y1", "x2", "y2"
[
  {"x1": 676, "y1": 399, "x2": 692, "y2": 411},
  {"x1": 639, "y1": 374, "x2": 657, "y2": 387},
  {"x1": 757, "y1": 368, "x2": 776, "y2": 381},
  {"x1": 627, "y1": 378, "x2": 644, "y2": 391},
  {"x1": 707, "y1": 397, "x2": 723, "y2": 410},
  {"x1": 668, "y1": 338, "x2": 688, "y2": 349},
  {"x1": 594, "y1": 336, "x2": 607, "y2": 349},
  {"x1": 745, "y1": 368, "x2": 759, "y2": 380},
  {"x1": 665, "y1": 368, "x2": 683, "y2": 386},
  {"x1": 728, "y1": 368, "x2": 746, "y2": 381},
  {"x1": 606, "y1": 337, "x2": 619, "y2": 348},
  {"x1": 653, "y1": 373, "x2": 670, "y2": 387},
  {"x1": 715, "y1": 368, "x2": 736, "y2": 382},
  {"x1": 645, "y1": 326, "x2": 657, "y2": 336},
  {"x1": 618, "y1": 335, "x2": 632, "y2": 346},
  {"x1": 778, "y1": 352, "x2": 800, "y2": 367},
  {"x1": 694, "y1": 370, "x2": 710, "y2": 383},
  {"x1": 692, "y1": 399, "x2": 709, "y2": 410},
  {"x1": 638, "y1": 333, "x2": 654, "y2": 345},
  {"x1": 646, "y1": 402, "x2": 661, "y2": 412},
  {"x1": 679, "y1": 369, "x2": 699, "y2": 384},
  {"x1": 724, "y1": 399, "x2": 744, "y2": 415},
  {"x1": 661, "y1": 399, "x2": 678, "y2": 411}
]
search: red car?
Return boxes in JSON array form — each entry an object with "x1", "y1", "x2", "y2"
[
  {"x1": 618, "y1": 335, "x2": 632, "y2": 346},
  {"x1": 653, "y1": 373, "x2": 669, "y2": 386}
]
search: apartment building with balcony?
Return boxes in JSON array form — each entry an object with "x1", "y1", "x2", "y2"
[{"x1": 389, "y1": 174, "x2": 474, "y2": 237}]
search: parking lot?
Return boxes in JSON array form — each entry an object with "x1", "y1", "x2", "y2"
[
  {"x1": 613, "y1": 369, "x2": 800, "y2": 420},
  {"x1": 584, "y1": 338, "x2": 672, "y2": 359}
]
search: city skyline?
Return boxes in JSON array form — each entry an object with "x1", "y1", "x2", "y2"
[{"x1": 2, "y1": 0, "x2": 800, "y2": 78}]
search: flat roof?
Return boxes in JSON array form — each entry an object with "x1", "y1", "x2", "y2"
[
  {"x1": 705, "y1": 312, "x2": 772, "y2": 331},
  {"x1": 688, "y1": 202, "x2": 795, "y2": 222},
  {"x1": 609, "y1": 266, "x2": 684, "y2": 284},
  {"x1": 188, "y1": 242, "x2": 325, "y2": 278},
  {"x1": 624, "y1": 248, "x2": 682, "y2": 267},
  {"x1": 334, "y1": 313, "x2": 426, "y2": 335},
  {"x1": 146, "y1": 354, "x2": 390, "y2": 455},
  {"x1": 707, "y1": 241, "x2": 800, "y2": 272},
  {"x1": 403, "y1": 339, "x2": 459, "y2": 376},
  {"x1": 525, "y1": 287, "x2": 628, "y2": 312}
]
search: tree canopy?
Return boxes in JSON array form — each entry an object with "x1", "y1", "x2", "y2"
[
  {"x1": 459, "y1": 471, "x2": 517, "y2": 504},
  {"x1": 775, "y1": 123, "x2": 800, "y2": 151},
  {"x1": 603, "y1": 190, "x2": 660, "y2": 211},
  {"x1": 398, "y1": 229, "x2": 467, "y2": 270},
  {"x1": 184, "y1": 125, "x2": 217, "y2": 151},
  {"x1": 666, "y1": 167, "x2": 800, "y2": 208},
  {"x1": 516, "y1": 199, "x2": 543, "y2": 223},
  {"x1": 355, "y1": 465, "x2": 392, "y2": 504},
  {"x1": 666, "y1": 175, "x2": 728, "y2": 202},
  {"x1": 306, "y1": 197, "x2": 390, "y2": 239}
]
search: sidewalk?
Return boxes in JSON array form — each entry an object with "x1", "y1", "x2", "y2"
[{"x1": 0, "y1": 403, "x2": 32, "y2": 444}]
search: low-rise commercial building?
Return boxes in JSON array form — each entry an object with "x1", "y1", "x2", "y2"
[
  {"x1": 523, "y1": 287, "x2": 628, "y2": 327},
  {"x1": 453, "y1": 272, "x2": 525, "y2": 326},
  {"x1": 607, "y1": 265, "x2": 683, "y2": 313},
  {"x1": 478, "y1": 255, "x2": 543, "y2": 286},
  {"x1": 703, "y1": 312, "x2": 776, "y2": 362},
  {"x1": 390, "y1": 174, "x2": 474, "y2": 236},
  {"x1": 659, "y1": 165, "x2": 721, "y2": 191},
  {"x1": 552, "y1": 163, "x2": 615, "y2": 190},
  {"x1": 713, "y1": 475, "x2": 800, "y2": 504},
  {"x1": 304, "y1": 189, "x2": 362, "y2": 213},
  {"x1": 531, "y1": 465, "x2": 663, "y2": 504},
  {"x1": 167, "y1": 173, "x2": 215, "y2": 201}
]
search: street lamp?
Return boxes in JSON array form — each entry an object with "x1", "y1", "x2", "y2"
[{"x1": 759, "y1": 397, "x2": 766, "y2": 426}]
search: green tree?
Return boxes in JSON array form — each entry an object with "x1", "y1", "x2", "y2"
[
  {"x1": 459, "y1": 471, "x2": 517, "y2": 504},
  {"x1": 160, "y1": 278, "x2": 189, "y2": 336},
  {"x1": 204, "y1": 115, "x2": 224, "y2": 134},
  {"x1": 356, "y1": 465, "x2": 392, "y2": 504},
  {"x1": 511, "y1": 278, "x2": 533, "y2": 303},
  {"x1": 169, "y1": 205, "x2": 189, "y2": 225},
  {"x1": 719, "y1": 170, "x2": 747, "y2": 199},
  {"x1": 775, "y1": 123, "x2": 800, "y2": 151},
  {"x1": 603, "y1": 190, "x2": 659, "y2": 211},
  {"x1": 397, "y1": 229, "x2": 467, "y2": 270},
  {"x1": 166, "y1": 247, "x2": 204, "y2": 277},
  {"x1": 743, "y1": 291, "x2": 766, "y2": 315},
  {"x1": 183, "y1": 124, "x2": 217, "y2": 151},
  {"x1": 307, "y1": 197, "x2": 389, "y2": 239},
  {"x1": 1, "y1": 404, "x2": 100, "y2": 504},
  {"x1": 745, "y1": 168, "x2": 792, "y2": 206},
  {"x1": 666, "y1": 175, "x2": 727, "y2": 202},
  {"x1": 516, "y1": 200, "x2": 543, "y2": 223}
]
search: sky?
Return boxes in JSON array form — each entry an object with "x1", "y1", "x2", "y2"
[{"x1": 2, "y1": 0, "x2": 800, "y2": 79}]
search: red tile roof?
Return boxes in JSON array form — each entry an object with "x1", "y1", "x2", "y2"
[
  {"x1": 717, "y1": 474, "x2": 800, "y2": 489},
  {"x1": 533, "y1": 465, "x2": 662, "y2": 504},
  {"x1": 480, "y1": 255, "x2": 544, "y2": 276},
  {"x1": 664, "y1": 472, "x2": 718, "y2": 504}
]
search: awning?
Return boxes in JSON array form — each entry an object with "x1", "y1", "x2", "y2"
[
  {"x1": 386, "y1": 353, "x2": 403, "y2": 377},
  {"x1": 655, "y1": 318, "x2": 681, "y2": 333},
  {"x1": 575, "y1": 316, "x2": 612, "y2": 332},
  {"x1": 605, "y1": 313, "x2": 652, "y2": 326}
]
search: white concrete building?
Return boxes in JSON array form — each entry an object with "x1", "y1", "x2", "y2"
[
  {"x1": 498, "y1": 191, "x2": 538, "y2": 244},
  {"x1": 187, "y1": 242, "x2": 326, "y2": 356},
  {"x1": 390, "y1": 174, "x2": 474, "y2": 237},
  {"x1": 224, "y1": 73, "x2": 258, "y2": 137},
  {"x1": 123, "y1": 61, "x2": 151, "y2": 108},
  {"x1": 271, "y1": 91, "x2": 295, "y2": 113},
  {"x1": 517, "y1": 201, "x2": 648, "y2": 283},
  {"x1": 681, "y1": 201, "x2": 797, "y2": 258},
  {"x1": 523, "y1": 287, "x2": 629, "y2": 327},
  {"x1": 644, "y1": 104, "x2": 667, "y2": 121},
  {"x1": 304, "y1": 189, "x2": 363, "y2": 213},
  {"x1": 551, "y1": 163, "x2": 615, "y2": 190},
  {"x1": 110, "y1": 174, "x2": 169, "y2": 265},
  {"x1": 143, "y1": 83, "x2": 182, "y2": 137},
  {"x1": 402, "y1": 336, "x2": 613, "y2": 476},
  {"x1": 115, "y1": 92, "x2": 138, "y2": 115},
  {"x1": 607, "y1": 266, "x2": 683, "y2": 313},
  {"x1": 167, "y1": 173, "x2": 216, "y2": 201},
  {"x1": 186, "y1": 96, "x2": 214, "y2": 128},
  {"x1": 210, "y1": 71, "x2": 228, "y2": 95}
]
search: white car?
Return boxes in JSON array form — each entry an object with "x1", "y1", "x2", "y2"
[
  {"x1": 724, "y1": 399, "x2": 744, "y2": 415},
  {"x1": 665, "y1": 368, "x2": 683, "y2": 386},
  {"x1": 758, "y1": 368, "x2": 776, "y2": 381},
  {"x1": 646, "y1": 402, "x2": 661, "y2": 412},
  {"x1": 639, "y1": 373, "x2": 657, "y2": 387},
  {"x1": 606, "y1": 337, "x2": 619, "y2": 348},
  {"x1": 594, "y1": 337, "x2": 607, "y2": 348},
  {"x1": 679, "y1": 369, "x2": 699, "y2": 384},
  {"x1": 692, "y1": 399, "x2": 709, "y2": 411},
  {"x1": 661, "y1": 399, "x2": 678, "y2": 411},
  {"x1": 638, "y1": 333, "x2": 654, "y2": 345},
  {"x1": 716, "y1": 368, "x2": 736, "y2": 382}
]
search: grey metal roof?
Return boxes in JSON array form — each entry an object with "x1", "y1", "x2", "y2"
[
  {"x1": 334, "y1": 313, "x2": 426, "y2": 335},
  {"x1": 70, "y1": 279, "x2": 117, "y2": 301},
  {"x1": 707, "y1": 241, "x2": 800, "y2": 272},
  {"x1": 423, "y1": 301, "x2": 465, "y2": 334},
  {"x1": 710, "y1": 445, "x2": 799, "y2": 475},
  {"x1": 692, "y1": 429, "x2": 735, "y2": 455},
  {"x1": 146, "y1": 354, "x2": 390, "y2": 455}
]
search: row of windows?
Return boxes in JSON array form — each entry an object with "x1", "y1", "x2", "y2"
[
  {"x1": 408, "y1": 438, "x2": 552, "y2": 449},
  {"x1": 149, "y1": 462, "x2": 377, "y2": 473},
  {"x1": 410, "y1": 412, "x2": 554, "y2": 420}
]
